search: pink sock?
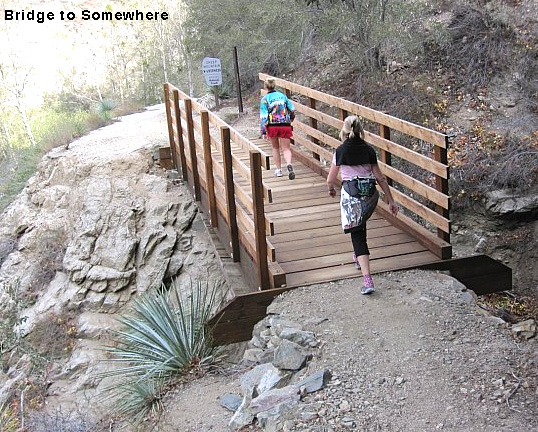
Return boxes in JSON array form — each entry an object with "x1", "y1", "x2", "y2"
[{"x1": 363, "y1": 274, "x2": 374, "y2": 287}]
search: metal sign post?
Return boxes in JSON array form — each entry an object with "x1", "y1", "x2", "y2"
[{"x1": 233, "y1": 47, "x2": 243, "y2": 113}]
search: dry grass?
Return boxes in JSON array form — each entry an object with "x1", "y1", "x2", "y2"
[
  {"x1": 450, "y1": 129, "x2": 538, "y2": 210},
  {"x1": 423, "y1": 5, "x2": 515, "y2": 89},
  {"x1": 25, "y1": 312, "x2": 77, "y2": 362},
  {"x1": 25, "y1": 408, "x2": 99, "y2": 432},
  {"x1": 21, "y1": 230, "x2": 67, "y2": 306}
]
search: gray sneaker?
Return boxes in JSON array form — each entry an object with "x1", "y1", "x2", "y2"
[
  {"x1": 287, "y1": 164, "x2": 295, "y2": 180},
  {"x1": 361, "y1": 285, "x2": 375, "y2": 295}
]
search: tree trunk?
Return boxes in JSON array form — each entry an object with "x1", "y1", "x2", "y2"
[
  {"x1": 161, "y1": 38, "x2": 168, "y2": 83},
  {"x1": 187, "y1": 56, "x2": 194, "y2": 97},
  {"x1": 0, "y1": 120, "x2": 12, "y2": 160},
  {"x1": 15, "y1": 101, "x2": 37, "y2": 147}
]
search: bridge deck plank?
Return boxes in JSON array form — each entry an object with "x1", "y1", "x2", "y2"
[{"x1": 198, "y1": 134, "x2": 440, "y2": 288}]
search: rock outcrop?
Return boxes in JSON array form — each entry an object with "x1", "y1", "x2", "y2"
[
  {"x1": 486, "y1": 188, "x2": 538, "y2": 220},
  {"x1": 0, "y1": 105, "x2": 227, "y2": 413}
]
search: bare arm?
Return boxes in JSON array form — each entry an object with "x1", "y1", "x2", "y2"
[
  {"x1": 372, "y1": 164, "x2": 399, "y2": 216},
  {"x1": 327, "y1": 163, "x2": 340, "y2": 197}
]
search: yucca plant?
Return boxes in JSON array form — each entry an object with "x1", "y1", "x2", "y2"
[
  {"x1": 95, "y1": 99, "x2": 116, "y2": 121},
  {"x1": 98, "y1": 278, "x2": 228, "y2": 422},
  {"x1": 111, "y1": 377, "x2": 166, "y2": 424}
]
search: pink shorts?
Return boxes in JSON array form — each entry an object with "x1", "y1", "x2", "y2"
[{"x1": 266, "y1": 125, "x2": 293, "y2": 139}]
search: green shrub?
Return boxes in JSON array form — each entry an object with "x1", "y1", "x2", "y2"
[
  {"x1": 95, "y1": 100, "x2": 117, "y2": 121},
  {"x1": 0, "y1": 144, "x2": 43, "y2": 212},
  {"x1": 0, "y1": 402, "x2": 20, "y2": 432},
  {"x1": 99, "y1": 278, "x2": 227, "y2": 423},
  {"x1": 110, "y1": 377, "x2": 166, "y2": 424},
  {"x1": 0, "y1": 105, "x2": 112, "y2": 213}
]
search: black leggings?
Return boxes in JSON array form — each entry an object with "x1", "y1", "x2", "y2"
[{"x1": 351, "y1": 227, "x2": 369, "y2": 256}]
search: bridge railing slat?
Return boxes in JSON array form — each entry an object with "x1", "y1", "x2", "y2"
[{"x1": 172, "y1": 90, "x2": 188, "y2": 181}]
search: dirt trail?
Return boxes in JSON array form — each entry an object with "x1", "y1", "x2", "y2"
[{"x1": 148, "y1": 270, "x2": 537, "y2": 432}]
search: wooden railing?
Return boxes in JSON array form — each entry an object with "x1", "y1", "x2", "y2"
[
  {"x1": 259, "y1": 73, "x2": 451, "y2": 259},
  {"x1": 164, "y1": 83, "x2": 275, "y2": 289}
]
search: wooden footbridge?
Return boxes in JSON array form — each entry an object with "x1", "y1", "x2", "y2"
[{"x1": 163, "y1": 74, "x2": 511, "y2": 345}]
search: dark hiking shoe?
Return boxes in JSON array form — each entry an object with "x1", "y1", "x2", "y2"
[{"x1": 287, "y1": 164, "x2": 295, "y2": 180}]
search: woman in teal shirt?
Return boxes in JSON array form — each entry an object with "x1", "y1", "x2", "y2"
[{"x1": 260, "y1": 78, "x2": 296, "y2": 179}]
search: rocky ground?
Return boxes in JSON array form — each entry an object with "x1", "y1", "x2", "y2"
[{"x1": 142, "y1": 270, "x2": 537, "y2": 432}]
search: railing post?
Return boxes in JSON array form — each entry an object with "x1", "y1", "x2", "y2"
[
  {"x1": 201, "y1": 110, "x2": 218, "y2": 228},
  {"x1": 434, "y1": 136, "x2": 450, "y2": 243},
  {"x1": 309, "y1": 97, "x2": 320, "y2": 161},
  {"x1": 184, "y1": 99, "x2": 201, "y2": 201},
  {"x1": 338, "y1": 108, "x2": 348, "y2": 121},
  {"x1": 379, "y1": 124, "x2": 393, "y2": 186},
  {"x1": 163, "y1": 83, "x2": 179, "y2": 169},
  {"x1": 250, "y1": 150, "x2": 270, "y2": 290},
  {"x1": 221, "y1": 126, "x2": 240, "y2": 262},
  {"x1": 173, "y1": 89, "x2": 188, "y2": 181}
]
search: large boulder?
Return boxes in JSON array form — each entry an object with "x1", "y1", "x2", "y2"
[{"x1": 486, "y1": 188, "x2": 538, "y2": 220}]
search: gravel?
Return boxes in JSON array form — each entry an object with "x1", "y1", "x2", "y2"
[
  {"x1": 263, "y1": 270, "x2": 537, "y2": 432},
  {"x1": 149, "y1": 270, "x2": 537, "y2": 432}
]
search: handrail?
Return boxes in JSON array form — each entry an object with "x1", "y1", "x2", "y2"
[
  {"x1": 164, "y1": 83, "x2": 273, "y2": 289},
  {"x1": 173, "y1": 86, "x2": 271, "y2": 169},
  {"x1": 259, "y1": 73, "x2": 447, "y2": 147}
]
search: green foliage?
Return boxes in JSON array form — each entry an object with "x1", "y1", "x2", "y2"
[
  {"x1": 210, "y1": 83, "x2": 231, "y2": 99},
  {"x1": 0, "y1": 280, "x2": 27, "y2": 375},
  {"x1": 111, "y1": 377, "x2": 166, "y2": 424},
  {"x1": 99, "y1": 278, "x2": 227, "y2": 423},
  {"x1": 306, "y1": 0, "x2": 431, "y2": 71},
  {"x1": 0, "y1": 300, "x2": 20, "y2": 357},
  {"x1": 182, "y1": 0, "x2": 312, "y2": 91},
  {"x1": 0, "y1": 143, "x2": 43, "y2": 209},
  {"x1": 0, "y1": 277, "x2": 77, "y2": 416},
  {"x1": 95, "y1": 99, "x2": 117, "y2": 121},
  {"x1": 31, "y1": 108, "x2": 96, "y2": 150},
  {"x1": 0, "y1": 105, "x2": 109, "y2": 213},
  {"x1": 0, "y1": 402, "x2": 20, "y2": 432}
]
